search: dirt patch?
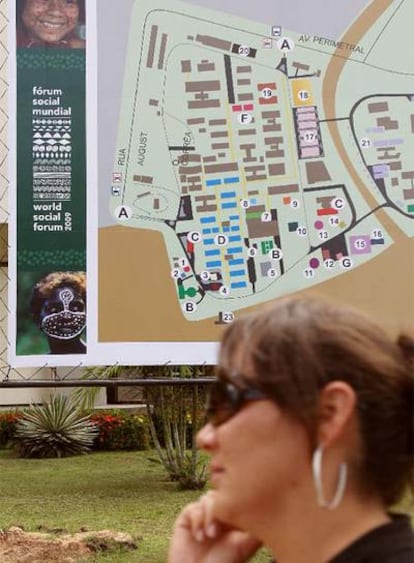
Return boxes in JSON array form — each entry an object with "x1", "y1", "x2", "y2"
[{"x1": 0, "y1": 527, "x2": 138, "y2": 563}]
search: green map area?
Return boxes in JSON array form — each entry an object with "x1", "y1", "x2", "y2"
[{"x1": 110, "y1": 0, "x2": 413, "y2": 324}]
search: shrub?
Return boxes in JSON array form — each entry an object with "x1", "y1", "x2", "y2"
[
  {"x1": 143, "y1": 368, "x2": 210, "y2": 490},
  {"x1": 14, "y1": 395, "x2": 98, "y2": 458},
  {"x1": 90, "y1": 410, "x2": 150, "y2": 451},
  {"x1": 0, "y1": 411, "x2": 22, "y2": 447}
]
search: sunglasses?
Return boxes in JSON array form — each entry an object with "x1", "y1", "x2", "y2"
[{"x1": 206, "y1": 378, "x2": 270, "y2": 426}]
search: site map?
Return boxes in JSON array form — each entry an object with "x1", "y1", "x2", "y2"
[{"x1": 108, "y1": 0, "x2": 413, "y2": 325}]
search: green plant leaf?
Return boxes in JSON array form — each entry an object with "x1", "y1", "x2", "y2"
[{"x1": 14, "y1": 395, "x2": 98, "y2": 458}]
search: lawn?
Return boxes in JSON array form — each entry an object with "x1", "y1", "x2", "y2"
[
  {"x1": 0, "y1": 449, "x2": 272, "y2": 562},
  {"x1": 4, "y1": 448, "x2": 408, "y2": 562}
]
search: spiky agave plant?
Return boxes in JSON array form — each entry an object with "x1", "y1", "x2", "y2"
[{"x1": 14, "y1": 395, "x2": 98, "y2": 458}]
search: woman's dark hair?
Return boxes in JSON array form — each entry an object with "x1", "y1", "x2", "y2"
[
  {"x1": 218, "y1": 296, "x2": 414, "y2": 506},
  {"x1": 16, "y1": 0, "x2": 86, "y2": 25},
  {"x1": 30, "y1": 271, "x2": 86, "y2": 323}
]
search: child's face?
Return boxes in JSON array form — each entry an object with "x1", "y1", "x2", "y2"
[{"x1": 22, "y1": 0, "x2": 79, "y2": 44}]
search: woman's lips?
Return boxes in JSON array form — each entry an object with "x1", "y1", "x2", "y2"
[
  {"x1": 210, "y1": 461, "x2": 224, "y2": 472},
  {"x1": 38, "y1": 20, "x2": 68, "y2": 29},
  {"x1": 209, "y1": 463, "x2": 225, "y2": 484}
]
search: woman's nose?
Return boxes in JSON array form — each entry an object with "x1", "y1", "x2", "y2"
[
  {"x1": 196, "y1": 422, "x2": 217, "y2": 451},
  {"x1": 47, "y1": 0, "x2": 63, "y2": 13}
]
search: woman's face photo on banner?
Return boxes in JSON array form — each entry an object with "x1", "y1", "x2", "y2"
[{"x1": 17, "y1": 0, "x2": 85, "y2": 48}]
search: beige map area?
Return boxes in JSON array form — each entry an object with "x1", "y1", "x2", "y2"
[
  {"x1": 99, "y1": 0, "x2": 414, "y2": 342},
  {"x1": 99, "y1": 225, "x2": 413, "y2": 341}
]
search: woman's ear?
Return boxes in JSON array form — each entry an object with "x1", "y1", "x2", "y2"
[{"x1": 317, "y1": 381, "x2": 357, "y2": 447}]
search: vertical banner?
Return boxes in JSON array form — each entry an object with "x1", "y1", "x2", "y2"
[{"x1": 15, "y1": 0, "x2": 87, "y2": 357}]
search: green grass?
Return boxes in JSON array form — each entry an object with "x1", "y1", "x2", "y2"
[{"x1": 0, "y1": 449, "x2": 272, "y2": 562}]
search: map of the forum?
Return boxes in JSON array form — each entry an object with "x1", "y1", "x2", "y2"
[{"x1": 110, "y1": 0, "x2": 413, "y2": 323}]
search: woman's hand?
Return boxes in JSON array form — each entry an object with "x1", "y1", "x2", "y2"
[{"x1": 168, "y1": 491, "x2": 261, "y2": 563}]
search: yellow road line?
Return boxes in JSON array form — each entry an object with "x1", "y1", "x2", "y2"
[{"x1": 322, "y1": 0, "x2": 406, "y2": 242}]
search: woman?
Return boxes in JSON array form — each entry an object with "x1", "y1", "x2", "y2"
[
  {"x1": 16, "y1": 0, "x2": 85, "y2": 48},
  {"x1": 169, "y1": 296, "x2": 414, "y2": 562}
]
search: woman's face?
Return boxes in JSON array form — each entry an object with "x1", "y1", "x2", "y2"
[
  {"x1": 197, "y1": 374, "x2": 312, "y2": 530},
  {"x1": 22, "y1": 0, "x2": 79, "y2": 44}
]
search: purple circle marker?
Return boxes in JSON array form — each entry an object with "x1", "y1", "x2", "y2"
[
  {"x1": 309, "y1": 257, "x2": 320, "y2": 269},
  {"x1": 314, "y1": 220, "x2": 324, "y2": 230}
]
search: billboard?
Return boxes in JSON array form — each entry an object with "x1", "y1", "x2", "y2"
[{"x1": 9, "y1": 0, "x2": 414, "y2": 366}]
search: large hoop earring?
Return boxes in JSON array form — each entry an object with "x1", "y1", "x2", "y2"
[{"x1": 312, "y1": 445, "x2": 347, "y2": 510}]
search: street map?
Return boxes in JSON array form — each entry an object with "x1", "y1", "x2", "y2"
[{"x1": 109, "y1": 0, "x2": 413, "y2": 324}]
